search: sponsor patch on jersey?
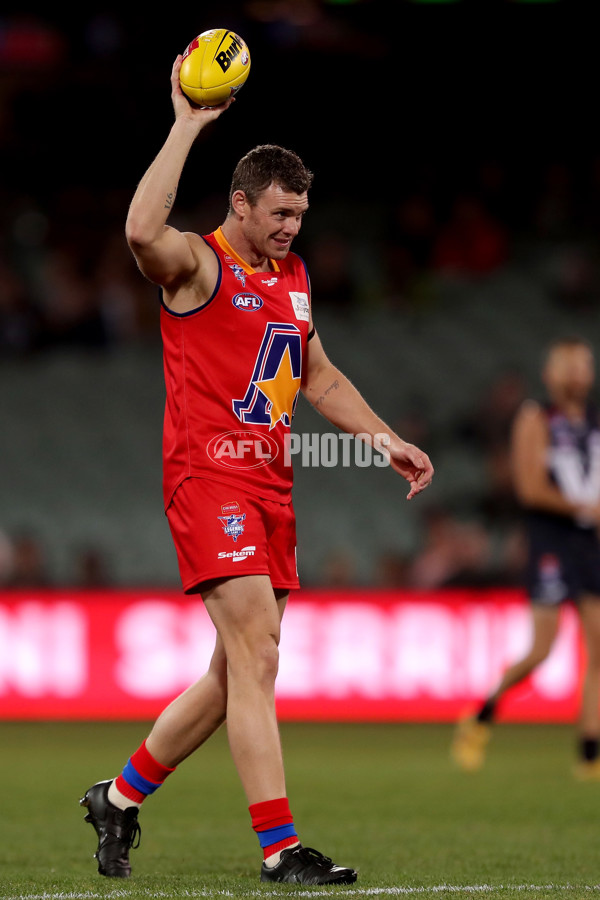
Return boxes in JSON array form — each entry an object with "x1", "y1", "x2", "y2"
[
  {"x1": 289, "y1": 291, "x2": 309, "y2": 321},
  {"x1": 232, "y1": 292, "x2": 263, "y2": 311},
  {"x1": 218, "y1": 545, "x2": 256, "y2": 561}
]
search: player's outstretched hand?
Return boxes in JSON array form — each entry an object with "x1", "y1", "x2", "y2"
[
  {"x1": 389, "y1": 440, "x2": 434, "y2": 500},
  {"x1": 170, "y1": 56, "x2": 234, "y2": 122}
]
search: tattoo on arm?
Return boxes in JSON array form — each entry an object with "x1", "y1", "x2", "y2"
[
  {"x1": 314, "y1": 379, "x2": 340, "y2": 407},
  {"x1": 164, "y1": 187, "x2": 177, "y2": 210}
]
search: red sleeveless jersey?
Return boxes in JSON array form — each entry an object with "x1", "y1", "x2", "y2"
[{"x1": 160, "y1": 227, "x2": 311, "y2": 508}]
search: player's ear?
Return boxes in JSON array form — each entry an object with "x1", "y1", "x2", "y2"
[{"x1": 231, "y1": 190, "x2": 248, "y2": 218}]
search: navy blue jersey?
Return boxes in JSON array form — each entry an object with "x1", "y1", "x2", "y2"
[
  {"x1": 525, "y1": 403, "x2": 600, "y2": 604},
  {"x1": 544, "y1": 403, "x2": 600, "y2": 515}
]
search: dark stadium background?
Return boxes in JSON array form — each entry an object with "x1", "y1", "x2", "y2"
[{"x1": 3, "y1": 3, "x2": 595, "y2": 218}]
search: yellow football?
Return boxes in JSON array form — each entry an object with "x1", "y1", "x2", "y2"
[{"x1": 179, "y1": 28, "x2": 251, "y2": 107}]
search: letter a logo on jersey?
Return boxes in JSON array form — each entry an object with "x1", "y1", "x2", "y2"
[{"x1": 233, "y1": 323, "x2": 302, "y2": 430}]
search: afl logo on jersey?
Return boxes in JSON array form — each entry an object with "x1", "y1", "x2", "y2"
[{"x1": 232, "y1": 292, "x2": 263, "y2": 311}]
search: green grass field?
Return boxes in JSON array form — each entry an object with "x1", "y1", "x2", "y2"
[{"x1": 0, "y1": 721, "x2": 599, "y2": 899}]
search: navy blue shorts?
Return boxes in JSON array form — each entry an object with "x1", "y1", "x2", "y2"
[{"x1": 525, "y1": 513, "x2": 600, "y2": 605}]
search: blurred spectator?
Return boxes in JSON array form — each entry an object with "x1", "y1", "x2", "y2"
[
  {"x1": 72, "y1": 545, "x2": 112, "y2": 588},
  {"x1": 38, "y1": 246, "x2": 109, "y2": 349},
  {"x1": 0, "y1": 15, "x2": 65, "y2": 68},
  {"x1": 549, "y1": 244, "x2": 597, "y2": 314},
  {"x1": 318, "y1": 548, "x2": 359, "y2": 587},
  {"x1": 459, "y1": 368, "x2": 525, "y2": 450},
  {"x1": 408, "y1": 507, "x2": 494, "y2": 589},
  {"x1": 432, "y1": 195, "x2": 509, "y2": 278},
  {"x1": 390, "y1": 401, "x2": 435, "y2": 457},
  {"x1": 373, "y1": 551, "x2": 411, "y2": 588},
  {"x1": 389, "y1": 194, "x2": 437, "y2": 271},
  {"x1": 0, "y1": 529, "x2": 14, "y2": 584},
  {"x1": 304, "y1": 232, "x2": 358, "y2": 308},
  {"x1": 533, "y1": 161, "x2": 576, "y2": 239},
  {"x1": 4, "y1": 531, "x2": 52, "y2": 588},
  {"x1": 382, "y1": 194, "x2": 438, "y2": 308},
  {"x1": 474, "y1": 159, "x2": 514, "y2": 226},
  {"x1": 92, "y1": 231, "x2": 152, "y2": 343},
  {"x1": 458, "y1": 369, "x2": 526, "y2": 524}
]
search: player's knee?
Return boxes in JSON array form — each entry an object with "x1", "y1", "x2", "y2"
[
  {"x1": 253, "y1": 635, "x2": 280, "y2": 687},
  {"x1": 229, "y1": 631, "x2": 280, "y2": 688}
]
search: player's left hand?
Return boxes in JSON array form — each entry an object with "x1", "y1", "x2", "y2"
[{"x1": 388, "y1": 440, "x2": 434, "y2": 500}]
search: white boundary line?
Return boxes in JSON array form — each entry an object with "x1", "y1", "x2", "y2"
[{"x1": 4, "y1": 886, "x2": 600, "y2": 900}]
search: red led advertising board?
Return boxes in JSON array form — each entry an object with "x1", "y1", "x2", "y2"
[{"x1": 0, "y1": 588, "x2": 583, "y2": 722}]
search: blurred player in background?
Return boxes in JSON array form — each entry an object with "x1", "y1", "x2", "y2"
[
  {"x1": 452, "y1": 336, "x2": 600, "y2": 778},
  {"x1": 79, "y1": 54, "x2": 433, "y2": 884}
]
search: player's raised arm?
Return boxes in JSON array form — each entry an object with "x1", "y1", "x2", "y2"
[
  {"x1": 125, "y1": 56, "x2": 233, "y2": 290},
  {"x1": 301, "y1": 328, "x2": 433, "y2": 499}
]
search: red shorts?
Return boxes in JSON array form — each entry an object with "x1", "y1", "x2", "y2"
[{"x1": 166, "y1": 477, "x2": 299, "y2": 594}]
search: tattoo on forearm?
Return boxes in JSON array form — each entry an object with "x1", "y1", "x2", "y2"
[
  {"x1": 314, "y1": 379, "x2": 340, "y2": 407},
  {"x1": 164, "y1": 187, "x2": 177, "y2": 210}
]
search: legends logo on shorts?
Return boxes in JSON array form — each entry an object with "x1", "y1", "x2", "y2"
[
  {"x1": 218, "y1": 501, "x2": 246, "y2": 542},
  {"x1": 218, "y1": 545, "x2": 256, "y2": 562}
]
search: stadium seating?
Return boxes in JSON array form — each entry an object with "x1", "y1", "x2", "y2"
[{"x1": 2, "y1": 260, "x2": 600, "y2": 587}]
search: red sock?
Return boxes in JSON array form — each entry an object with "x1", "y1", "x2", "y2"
[
  {"x1": 115, "y1": 740, "x2": 176, "y2": 804},
  {"x1": 249, "y1": 797, "x2": 299, "y2": 860}
]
